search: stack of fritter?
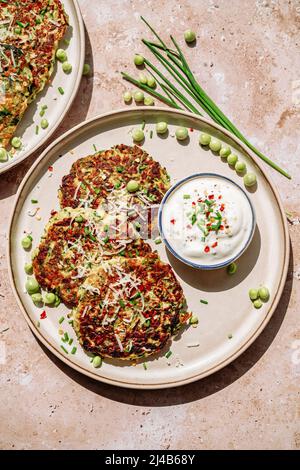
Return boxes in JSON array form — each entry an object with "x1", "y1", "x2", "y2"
[
  {"x1": 33, "y1": 145, "x2": 190, "y2": 360},
  {"x1": 0, "y1": 0, "x2": 68, "y2": 147}
]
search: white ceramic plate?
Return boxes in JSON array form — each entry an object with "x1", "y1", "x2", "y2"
[
  {"x1": 8, "y1": 108, "x2": 289, "y2": 389},
  {"x1": 0, "y1": 0, "x2": 85, "y2": 175}
]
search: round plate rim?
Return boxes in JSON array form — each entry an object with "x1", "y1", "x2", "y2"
[
  {"x1": 0, "y1": 0, "x2": 85, "y2": 176},
  {"x1": 7, "y1": 107, "x2": 290, "y2": 389}
]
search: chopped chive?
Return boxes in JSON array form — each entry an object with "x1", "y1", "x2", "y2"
[
  {"x1": 68, "y1": 338, "x2": 73, "y2": 345},
  {"x1": 35, "y1": 125, "x2": 39, "y2": 135},
  {"x1": 119, "y1": 299, "x2": 126, "y2": 308},
  {"x1": 39, "y1": 105, "x2": 48, "y2": 117},
  {"x1": 58, "y1": 316, "x2": 65, "y2": 324},
  {"x1": 165, "y1": 350, "x2": 172, "y2": 359},
  {"x1": 200, "y1": 299, "x2": 208, "y2": 305},
  {"x1": 141, "y1": 120, "x2": 146, "y2": 130},
  {"x1": 191, "y1": 213, "x2": 197, "y2": 225},
  {"x1": 130, "y1": 292, "x2": 141, "y2": 300},
  {"x1": 150, "y1": 130, "x2": 153, "y2": 138},
  {"x1": 60, "y1": 345, "x2": 68, "y2": 354},
  {"x1": 71, "y1": 347, "x2": 77, "y2": 354},
  {"x1": 31, "y1": 199, "x2": 38, "y2": 204},
  {"x1": 228, "y1": 333, "x2": 233, "y2": 339},
  {"x1": 154, "y1": 237, "x2": 162, "y2": 244},
  {"x1": 143, "y1": 362, "x2": 147, "y2": 370},
  {"x1": 103, "y1": 235, "x2": 109, "y2": 243},
  {"x1": 36, "y1": 321, "x2": 40, "y2": 328},
  {"x1": 183, "y1": 194, "x2": 190, "y2": 199},
  {"x1": 103, "y1": 225, "x2": 109, "y2": 232},
  {"x1": 58, "y1": 87, "x2": 65, "y2": 95},
  {"x1": 68, "y1": 320, "x2": 73, "y2": 326},
  {"x1": 64, "y1": 332, "x2": 69, "y2": 342},
  {"x1": 93, "y1": 144, "x2": 97, "y2": 152}
]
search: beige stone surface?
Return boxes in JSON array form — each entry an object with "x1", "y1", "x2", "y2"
[{"x1": 0, "y1": 0, "x2": 299, "y2": 450}]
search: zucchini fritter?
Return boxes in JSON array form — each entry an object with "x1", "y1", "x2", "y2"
[
  {"x1": 73, "y1": 254, "x2": 191, "y2": 360},
  {"x1": 32, "y1": 208, "x2": 152, "y2": 307},
  {"x1": 59, "y1": 144, "x2": 171, "y2": 210}
]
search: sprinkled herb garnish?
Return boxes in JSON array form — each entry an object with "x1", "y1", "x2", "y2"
[
  {"x1": 165, "y1": 350, "x2": 172, "y2": 359},
  {"x1": 71, "y1": 347, "x2": 77, "y2": 354},
  {"x1": 200, "y1": 299, "x2": 208, "y2": 305},
  {"x1": 61, "y1": 345, "x2": 68, "y2": 354},
  {"x1": 58, "y1": 316, "x2": 65, "y2": 324},
  {"x1": 143, "y1": 362, "x2": 147, "y2": 370},
  {"x1": 58, "y1": 87, "x2": 65, "y2": 95},
  {"x1": 31, "y1": 199, "x2": 38, "y2": 204}
]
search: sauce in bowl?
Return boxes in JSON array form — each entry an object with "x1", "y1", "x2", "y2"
[{"x1": 159, "y1": 174, "x2": 255, "y2": 269}]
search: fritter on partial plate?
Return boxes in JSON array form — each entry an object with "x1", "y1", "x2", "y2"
[
  {"x1": 0, "y1": 0, "x2": 68, "y2": 147},
  {"x1": 73, "y1": 253, "x2": 191, "y2": 360},
  {"x1": 59, "y1": 144, "x2": 171, "y2": 210},
  {"x1": 32, "y1": 208, "x2": 152, "y2": 307}
]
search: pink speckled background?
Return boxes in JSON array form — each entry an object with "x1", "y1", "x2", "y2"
[{"x1": 0, "y1": 0, "x2": 299, "y2": 450}]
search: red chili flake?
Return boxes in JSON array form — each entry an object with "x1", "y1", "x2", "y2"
[
  {"x1": 48, "y1": 166, "x2": 53, "y2": 172},
  {"x1": 208, "y1": 194, "x2": 214, "y2": 200},
  {"x1": 212, "y1": 242, "x2": 218, "y2": 248},
  {"x1": 189, "y1": 128, "x2": 194, "y2": 132},
  {"x1": 220, "y1": 225, "x2": 224, "y2": 230},
  {"x1": 218, "y1": 195, "x2": 222, "y2": 200},
  {"x1": 40, "y1": 311, "x2": 47, "y2": 320},
  {"x1": 192, "y1": 201, "x2": 196, "y2": 207},
  {"x1": 220, "y1": 204, "x2": 225, "y2": 211},
  {"x1": 197, "y1": 198, "x2": 203, "y2": 203},
  {"x1": 170, "y1": 218, "x2": 176, "y2": 225},
  {"x1": 204, "y1": 246, "x2": 210, "y2": 253},
  {"x1": 50, "y1": 210, "x2": 57, "y2": 216}
]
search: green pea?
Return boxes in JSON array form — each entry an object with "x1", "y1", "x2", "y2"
[
  {"x1": 147, "y1": 76, "x2": 156, "y2": 88},
  {"x1": 41, "y1": 119, "x2": 49, "y2": 129},
  {"x1": 199, "y1": 133, "x2": 211, "y2": 145},
  {"x1": 31, "y1": 293, "x2": 43, "y2": 304},
  {"x1": 184, "y1": 29, "x2": 196, "y2": 43},
  {"x1": 249, "y1": 288, "x2": 258, "y2": 301},
  {"x1": 189, "y1": 315, "x2": 199, "y2": 325},
  {"x1": 56, "y1": 48, "x2": 67, "y2": 63},
  {"x1": 175, "y1": 127, "x2": 188, "y2": 141},
  {"x1": 235, "y1": 161, "x2": 247, "y2": 173},
  {"x1": 253, "y1": 299, "x2": 262, "y2": 309},
  {"x1": 156, "y1": 122, "x2": 168, "y2": 134},
  {"x1": 0, "y1": 148, "x2": 8, "y2": 162},
  {"x1": 132, "y1": 128, "x2": 144, "y2": 142},
  {"x1": 123, "y1": 91, "x2": 132, "y2": 103},
  {"x1": 54, "y1": 295, "x2": 61, "y2": 308},
  {"x1": 258, "y1": 286, "x2": 270, "y2": 302},
  {"x1": 139, "y1": 73, "x2": 148, "y2": 84},
  {"x1": 82, "y1": 63, "x2": 91, "y2": 76},
  {"x1": 44, "y1": 292, "x2": 56, "y2": 305},
  {"x1": 244, "y1": 172, "x2": 257, "y2": 187},
  {"x1": 134, "y1": 54, "x2": 144, "y2": 66},
  {"x1": 209, "y1": 138, "x2": 222, "y2": 152},
  {"x1": 227, "y1": 262, "x2": 237, "y2": 275},
  {"x1": 62, "y1": 62, "x2": 72, "y2": 74},
  {"x1": 92, "y1": 356, "x2": 102, "y2": 368},
  {"x1": 227, "y1": 153, "x2": 238, "y2": 166},
  {"x1": 144, "y1": 96, "x2": 154, "y2": 106},
  {"x1": 127, "y1": 180, "x2": 140, "y2": 193},
  {"x1": 25, "y1": 277, "x2": 40, "y2": 295},
  {"x1": 21, "y1": 236, "x2": 32, "y2": 250},
  {"x1": 24, "y1": 263, "x2": 33, "y2": 275},
  {"x1": 220, "y1": 145, "x2": 231, "y2": 158},
  {"x1": 11, "y1": 137, "x2": 22, "y2": 149},
  {"x1": 133, "y1": 91, "x2": 144, "y2": 103}
]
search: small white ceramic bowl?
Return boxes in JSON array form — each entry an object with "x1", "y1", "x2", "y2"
[{"x1": 158, "y1": 173, "x2": 256, "y2": 270}]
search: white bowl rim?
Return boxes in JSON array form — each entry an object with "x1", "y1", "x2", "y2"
[{"x1": 158, "y1": 172, "x2": 256, "y2": 270}]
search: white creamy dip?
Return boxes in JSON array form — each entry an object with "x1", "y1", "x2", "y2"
[{"x1": 160, "y1": 175, "x2": 254, "y2": 267}]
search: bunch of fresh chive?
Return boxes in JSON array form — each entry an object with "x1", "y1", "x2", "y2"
[{"x1": 121, "y1": 17, "x2": 290, "y2": 179}]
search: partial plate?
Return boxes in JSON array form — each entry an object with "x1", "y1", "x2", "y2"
[
  {"x1": 8, "y1": 108, "x2": 289, "y2": 389},
  {"x1": 0, "y1": 0, "x2": 85, "y2": 175}
]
